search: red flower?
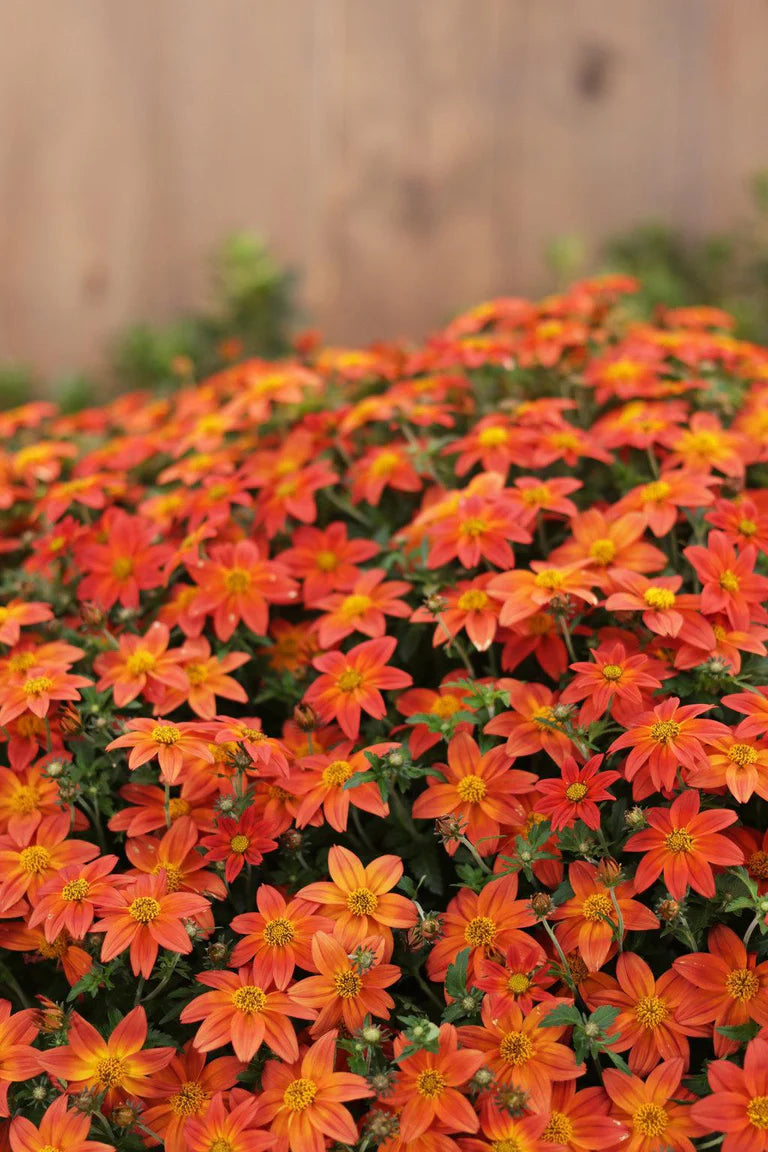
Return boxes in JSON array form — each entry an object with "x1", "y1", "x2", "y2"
[
  {"x1": 534, "y1": 754, "x2": 619, "y2": 831},
  {"x1": 304, "y1": 637, "x2": 412, "y2": 740}
]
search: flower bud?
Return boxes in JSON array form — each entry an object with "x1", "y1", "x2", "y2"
[
  {"x1": 207, "y1": 940, "x2": 229, "y2": 965},
  {"x1": 531, "y1": 893, "x2": 552, "y2": 918},
  {"x1": 658, "y1": 899, "x2": 680, "y2": 923},
  {"x1": 281, "y1": 828, "x2": 303, "y2": 852},
  {"x1": 361, "y1": 1024, "x2": 383, "y2": 1045},
  {"x1": 293, "y1": 703, "x2": 318, "y2": 732},
  {"x1": 112, "y1": 1104, "x2": 140, "y2": 1128},
  {"x1": 597, "y1": 857, "x2": 621, "y2": 885},
  {"x1": 624, "y1": 806, "x2": 646, "y2": 830}
]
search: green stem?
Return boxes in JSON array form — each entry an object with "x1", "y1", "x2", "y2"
[
  {"x1": 744, "y1": 912, "x2": 762, "y2": 950},
  {"x1": 0, "y1": 964, "x2": 31, "y2": 1009},
  {"x1": 609, "y1": 886, "x2": 625, "y2": 951},
  {"x1": 458, "y1": 834, "x2": 493, "y2": 876},
  {"x1": 132, "y1": 976, "x2": 145, "y2": 1007},
  {"x1": 143, "y1": 951, "x2": 181, "y2": 1004},
  {"x1": 540, "y1": 917, "x2": 577, "y2": 996},
  {"x1": 558, "y1": 616, "x2": 577, "y2": 663}
]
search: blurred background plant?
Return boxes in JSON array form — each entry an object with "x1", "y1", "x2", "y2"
[
  {"x1": 548, "y1": 171, "x2": 768, "y2": 343},
  {"x1": 0, "y1": 233, "x2": 296, "y2": 411}
]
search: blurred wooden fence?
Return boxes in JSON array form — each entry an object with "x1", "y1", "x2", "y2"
[{"x1": 1, "y1": 0, "x2": 767, "y2": 378}]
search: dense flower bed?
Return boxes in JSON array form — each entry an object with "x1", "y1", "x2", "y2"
[{"x1": 2, "y1": 278, "x2": 768, "y2": 1152}]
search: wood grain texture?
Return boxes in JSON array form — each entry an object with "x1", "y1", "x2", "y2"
[{"x1": 0, "y1": 0, "x2": 766, "y2": 378}]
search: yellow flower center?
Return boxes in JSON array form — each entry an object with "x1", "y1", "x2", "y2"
[
  {"x1": 550, "y1": 431, "x2": 580, "y2": 452},
  {"x1": 664, "y1": 829, "x2": 694, "y2": 854},
  {"x1": 461, "y1": 517, "x2": 488, "y2": 538},
  {"x1": 10, "y1": 786, "x2": 39, "y2": 815},
  {"x1": 322, "y1": 759, "x2": 354, "y2": 787},
  {"x1": 565, "y1": 782, "x2": 588, "y2": 801},
  {"x1": 456, "y1": 774, "x2": 487, "y2": 803},
  {"x1": 19, "y1": 846, "x2": 51, "y2": 874},
  {"x1": 170, "y1": 1080, "x2": 209, "y2": 1116},
  {"x1": 507, "y1": 973, "x2": 531, "y2": 994},
  {"x1": 333, "y1": 970, "x2": 362, "y2": 999},
  {"x1": 542, "y1": 1112, "x2": 575, "y2": 1144},
  {"x1": 23, "y1": 676, "x2": 54, "y2": 696},
  {"x1": 62, "y1": 878, "x2": 90, "y2": 902},
  {"x1": 478, "y1": 426, "x2": 509, "y2": 447},
  {"x1": 185, "y1": 663, "x2": 208, "y2": 686},
  {"x1": 112, "y1": 557, "x2": 134, "y2": 579},
  {"x1": 225, "y1": 568, "x2": 251, "y2": 594},
  {"x1": 634, "y1": 995, "x2": 668, "y2": 1030},
  {"x1": 534, "y1": 569, "x2": 565, "y2": 590},
  {"x1": 720, "y1": 569, "x2": 740, "y2": 593},
  {"x1": 151, "y1": 725, "x2": 182, "y2": 745},
  {"x1": 739, "y1": 518, "x2": 758, "y2": 536},
  {"x1": 499, "y1": 1031, "x2": 534, "y2": 1066},
  {"x1": 347, "y1": 887, "x2": 378, "y2": 916},
  {"x1": 532, "y1": 705, "x2": 557, "y2": 728},
  {"x1": 232, "y1": 985, "x2": 267, "y2": 1014},
  {"x1": 686, "y1": 430, "x2": 720, "y2": 455},
  {"x1": 263, "y1": 917, "x2": 296, "y2": 947},
  {"x1": 283, "y1": 1078, "x2": 317, "y2": 1112},
  {"x1": 129, "y1": 896, "x2": 161, "y2": 923},
  {"x1": 726, "y1": 968, "x2": 760, "y2": 1001},
  {"x1": 601, "y1": 663, "x2": 624, "y2": 681},
  {"x1": 97, "y1": 1056, "x2": 127, "y2": 1088},
  {"x1": 633, "y1": 1102, "x2": 668, "y2": 1137},
  {"x1": 748, "y1": 1095, "x2": 768, "y2": 1130},
  {"x1": 589, "y1": 538, "x2": 616, "y2": 565},
  {"x1": 168, "y1": 798, "x2": 191, "y2": 820},
  {"x1": 230, "y1": 835, "x2": 250, "y2": 854},
  {"x1": 430, "y1": 694, "x2": 463, "y2": 718},
  {"x1": 340, "y1": 594, "x2": 373, "y2": 620},
  {"x1": 415, "y1": 1069, "x2": 447, "y2": 1098},
  {"x1": 126, "y1": 650, "x2": 157, "y2": 676},
  {"x1": 457, "y1": 589, "x2": 490, "y2": 612},
  {"x1": 582, "y1": 893, "x2": 613, "y2": 923},
  {"x1": 728, "y1": 743, "x2": 758, "y2": 767},
  {"x1": 521, "y1": 485, "x2": 552, "y2": 506},
  {"x1": 642, "y1": 480, "x2": 671, "y2": 502},
  {"x1": 152, "y1": 862, "x2": 184, "y2": 892},
  {"x1": 316, "y1": 550, "x2": 338, "y2": 572},
  {"x1": 209, "y1": 1140, "x2": 234, "y2": 1152},
  {"x1": 643, "y1": 587, "x2": 676, "y2": 610},
  {"x1": 337, "y1": 669, "x2": 364, "y2": 693},
  {"x1": 464, "y1": 916, "x2": 497, "y2": 947},
  {"x1": 650, "y1": 720, "x2": 680, "y2": 744},
  {"x1": 491, "y1": 1141, "x2": 523, "y2": 1152}
]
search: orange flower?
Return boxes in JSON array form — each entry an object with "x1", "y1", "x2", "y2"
[
  {"x1": 674, "y1": 925, "x2": 768, "y2": 1056},
  {"x1": 560, "y1": 641, "x2": 662, "y2": 724},
  {"x1": 42, "y1": 1006, "x2": 174, "y2": 1111},
  {"x1": 685, "y1": 530, "x2": 768, "y2": 631},
  {"x1": 690, "y1": 1035, "x2": 768, "y2": 1152},
  {"x1": 123, "y1": 815, "x2": 226, "y2": 901},
  {"x1": 603, "y1": 570, "x2": 709, "y2": 640},
  {"x1": 157, "y1": 636, "x2": 249, "y2": 719},
  {"x1": 537, "y1": 1082, "x2": 628, "y2": 1150},
  {"x1": 427, "y1": 873, "x2": 536, "y2": 984},
  {"x1": 258, "y1": 1029, "x2": 373, "y2": 1152},
  {"x1": 474, "y1": 936, "x2": 554, "y2": 1016},
  {"x1": 603, "y1": 1058, "x2": 698, "y2": 1152},
  {"x1": 617, "y1": 469, "x2": 716, "y2": 536},
  {"x1": 76, "y1": 509, "x2": 170, "y2": 610},
  {"x1": 458, "y1": 997, "x2": 584, "y2": 1111},
  {"x1": 625, "y1": 789, "x2": 742, "y2": 900},
  {"x1": 396, "y1": 676, "x2": 475, "y2": 758},
  {"x1": 550, "y1": 509, "x2": 666, "y2": 589},
  {"x1": 230, "y1": 884, "x2": 333, "y2": 989},
  {"x1": 585, "y1": 953, "x2": 700, "y2": 1076},
  {"x1": 687, "y1": 723, "x2": 768, "y2": 803},
  {"x1": 288, "y1": 929, "x2": 399, "y2": 1035},
  {"x1": 92, "y1": 871, "x2": 210, "y2": 977},
  {"x1": 350, "y1": 444, "x2": 423, "y2": 506},
  {"x1": 534, "y1": 754, "x2": 619, "y2": 831},
  {"x1": 412, "y1": 732, "x2": 536, "y2": 855},
  {"x1": 286, "y1": 741, "x2": 391, "y2": 833},
  {"x1": 281, "y1": 522, "x2": 379, "y2": 606},
  {"x1": 0, "y1": 665, "x2": 92, "y2": 726},
  {"x1": 0, "y1": 1000, "x2": 39, "y2": 1117},
  {"x1": 188, "y1": 539, "x2": 299, "y2": 642},
  {"x1": 8, "y1": 1093, "x2": 114, "y2": 1152},
  {"x1": 139, "y1": 1043, "x2": 245, "y2": 1152},
  {"x1": 484, "y1": 680, "x2": 575, "y2": 767},
  {"x1": 665, "y1": 410, "x2": 749, "y2": 476},
  {"x1": 94, "y1": 621, "x2": 189, "y2": 706},
  {"x1": 106, "y1": 718, "x2": 214, "y2": 785},
  {"x1": 185, "y1": 1092, "x2": 275, "y2": 1152},
  {"x1": 488, "y1": 561, "x2": 597, "y2": 628},
  {"x1": 552, "y1": 861, "x2": 659, "y2": 971},
  {"x1": 180, "y1": 961, "x2": 315, "y2": 1062},
  {"x1": 314, "y1": 569, "x2": 411, "y2": 647},
  {"x1": 426, "y1": 490, "x2": 530, "y2": 570},
  {"x1": 723, "y1": 685, "x2": 768, "y2": 738},
  {"x1": 304, "y1": 637, "x2": 413, "y2": 740},
  {"x1": 0, "y1": 600, "x2": 53, "y2": 646},
  {"x1": 0, "y1": 812, "x2": 98, "y2": 911},
  {"x1": 388, "y1": 1022, "x2": 485, "y2": 1139},
  {"x1": 200, "y1": 808, "x2": 279, "y2": 883},
  {"x1": 608, "y1": 697, "x2": 729, "y2": 798},
  {"x1": 0, "y1": 762, "x2": 64, "y2": 839},
  {"x1": 410, "y1": 575, "x2": 501, "y2": 652},
  {"x1": 297, "y1": 845, "x2": 417, "y2": 957},
  {"x1": 28, "y1": 854, "x2": 118, "y2": 941}
]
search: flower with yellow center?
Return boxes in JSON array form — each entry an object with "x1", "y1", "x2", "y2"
[
  {"x1": 589, "y1": 538, "x2": 616, "y2": 565},
  {"x1": 263, "y1": 918, "x2": 296, "y2": 947},
  {"x1": 283, "y1": 1077, "x2": 318, "y2": 1112},
  {"x1": 499, "y1": 1031, "x2": 533, "y2": 1066},
  {"x1": 333, "y1": 970, "x2": 362, "y2": 999},
  {"x1": 464, "y1": 916, "x2": 498, "y2": 947},
  {"x1": 649, "y1": 720, "x2": 680, "y2": 744},
  {"x1": 62, "y1": 878, "x2": 90, "y2": 902},
  {"x1": 748, "y1": 1095, "x2": 768, "y2": 1130},
  {"x1": 129, "y1": 896, "x2": 161, "y2": 923},
  {"x1": 565, "y1": 782, "x2": 588, "y2": 802},
  {"x1": 170, "y1": 1081, "x2": 209, "y2": 1116},
  {"x1": 322, "y1": 759, "x2": 354, "y2": 788},
  {"x1": 232, "y1": 985, "x2": 267, "y2": 1015},
  {"x1": 720, "y1": 569, "x2": 740, "y2": 593},
  {"x1": 643, "y1": 587, "x2": 676, "y2": 610},
  {"x1": 457, "y1": 589, "x2": 491, "y2": 611},
  {"x1": 151, "y1": 725, "x2": 182, "y2": 745},
  {"x1": 337, "y1": 669, "x2": 364, "y2": 693},
  {"x1": 346, "y1": 888, "x2": 378, "y2": 916},
  {"x1": 23, "y1": 676, "x2": 54, "y2": 697},
  {"x1": 225, "y1": 568, "x2": 251, "y2": 594},
  {"x1": 19, "y1": 845, "x2": 51, "y2": 874},
  {"x1": 230, "y1": 834, "x2": 250, "y2": 854},
  {"x1": 582, "y1": 893, "x2": 613, "y2": 923},
  {"x1": 601, "y1": 663, "x2": 624, "y2": 681},
  {"x1": 126, "y1": 650, "x2": 156, "y2": 676},
  {"x1": 634, "y1": 995, "x2": 668, "y2": 1030},
  {"x1": 664, "y1": 829, "x2": 694, "y2": 855},
  {"x1": 633, "y1": 1102, "x2": 668, "y2": 1137},
  {"x1": 542, "y1": 1112, "x2": 574, "y2": 1144},
  {"x1": 456, "y1": 775, "x2": 487, "y2": 803}
]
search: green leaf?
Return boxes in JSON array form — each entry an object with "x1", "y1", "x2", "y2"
[
  {"x1": 445, "y1": 949, "x2": 470, "y2": 1000},
  {"x1": 541, "y1": 1004, "x2": 582, "y2": 1028},
  {"x1": 716, "y1": 1020, "x2": 760, "y2": 1042},
  {"x1": 589, "y1": 1005, "x2": 620, "y2": 1032}
]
